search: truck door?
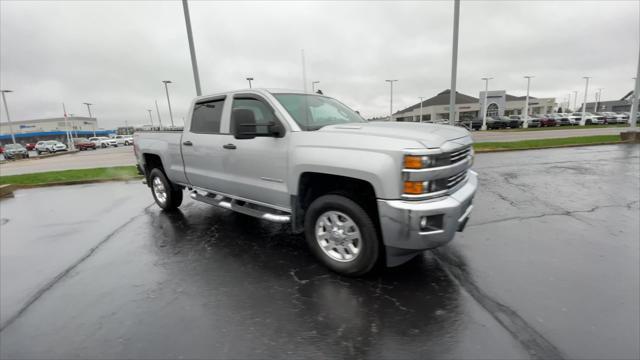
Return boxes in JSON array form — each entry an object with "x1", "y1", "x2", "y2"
[
  {"x1": 220, "y1": 94, "x2": 290, "y2": 209},
  {"x1": 181, "y1": 95, "x2": 230, "y2": 192}
]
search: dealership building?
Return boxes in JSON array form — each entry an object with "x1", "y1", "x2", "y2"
[
  {"x1": 0, "y1": 116, "x2": 114, "y2": 146},
  {"x1": 392, "y1": 89, "x2": 556, "y2": 122},
  {"x1": 582, "y1": 91, "x2": 635, "y2": 113}
]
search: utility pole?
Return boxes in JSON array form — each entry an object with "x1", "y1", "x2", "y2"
[
  {"x1": 419, "y1": 96, "x2": 425, "y2": 123},
  {"x1": 155, "y1": 100, "x2": 163, "y2": 128},
  {"x1": 448, "y1": 0, "x2": 460, "y2": 125},
  {"x1": 0, "y1": 90, "x2": 16, "y2": 144},
  {"x1": 83, "y1": 102, "x2": 95, "y2": 137},
  {"x1": 385, "y1": 80, "x2": 398, "y2": 121},
  {"x1": 147, "y1": 109, "x2": 154, "y2": 127},
  {"x1": 481, "y1": 77, "x2": 492, "y2": 131},
  {"x1": 182, "y1": 0, "x2": 202, "y2": 96},
  {"x1": 162, "y1": 80, "x2": 175, "y2": 127},
  {"x1": 580, "y1": 77, "x2": 591, "y2": 126},
  {"x1": 523, "y1": 76, "x2": 534, "y2": 129},
  {"x1": 246, "y1": 77, "x2": 254, "y2": 88}
]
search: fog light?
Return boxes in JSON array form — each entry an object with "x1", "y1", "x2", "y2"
[{"x1": 419, "y1": 215, "x2": 444, "y2": 232}]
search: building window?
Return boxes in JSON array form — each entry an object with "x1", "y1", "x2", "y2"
[{"x1": 487, "y1": 103, "x2": 499, "y2": 117}]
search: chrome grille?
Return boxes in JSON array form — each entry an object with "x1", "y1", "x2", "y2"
[
  {"x1": 447, "y1": 170, "x2": 468, "y2": 190},
  {"x1": 449, "y1": 146, "x2": 471, "y2": 164}
]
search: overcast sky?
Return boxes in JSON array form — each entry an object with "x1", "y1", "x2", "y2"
[{"x1": 1, "y1": 0, "x2": 638, "y2": 128}]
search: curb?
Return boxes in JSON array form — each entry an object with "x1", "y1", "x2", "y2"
[
  {"x1": 0, "y1": 184, "x2": 16, "y2": 198},
  {"x1": 3, "y1": 176, "x2": 144, "y2": 190},
  {"x1": 474, "y1": 141, "x2": 628, "y2": 153}
]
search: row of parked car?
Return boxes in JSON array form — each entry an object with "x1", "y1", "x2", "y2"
[
  {"x1": 462, "y1": 112, "x2": 637, "y2": 130},
  {"x1": 0, "y1": 135, "x2": 134, "y2": 160}
]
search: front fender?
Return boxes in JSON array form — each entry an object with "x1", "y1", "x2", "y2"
[{"x1": 289, "y1": 146, "x2": 401, "y2": 199}]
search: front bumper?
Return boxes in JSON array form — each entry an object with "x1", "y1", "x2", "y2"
[{"x1": 377, "y1": 170, "x2": 477, "y2": 266}]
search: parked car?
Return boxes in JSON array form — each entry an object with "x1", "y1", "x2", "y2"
[
  {"x1": 565, "y1": 113, "x2": 581, "y2": 125},
  {"x1": 570, "y1": 112, "x2": 605, "y2": 125},
  {"x1": 73, "y1": 138, "x2": 97, "y2": 150},
  {"x1": 485, "y1": 116, "x2": 508, "y2": 129},
  {"x1": 89, "y1": 136, "x2": 117, "y2": 148},
  {"x1": 547, "y1": 113, "x2": 569, "y2": 126},
  {"x1": 509, "y1": 115, "x2": 540, "y2": 128},
  {"x1": 538, "y1": 114, "x2": 557, "y2": 127},
  {"x1": 25, "y1": 143, "x2": 36, "y2": 151},
  {"x1": 35, "y1": 140, "x2": 67, "y2": 154},
  {"x1": 496, "y1": 116, "x2": 519, "y2": 128},
  {"x1": 2, "y1": 143, "x2": 29, "y2": 159},
  {"x1": 114, "y1": 135, "x2": 134, "y2": 146},
  {"x1": 134, "y1": 89, "x2": 477, "y2": 275}
]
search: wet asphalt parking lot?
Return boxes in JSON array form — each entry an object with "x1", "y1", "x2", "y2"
[{"x1": 0, "y1": 144, "x2": 638, "y2": 359}]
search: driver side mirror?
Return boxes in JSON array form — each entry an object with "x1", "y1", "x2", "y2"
[{"x1": 232, "y1": 109, "x2": 284, "y2": 139}]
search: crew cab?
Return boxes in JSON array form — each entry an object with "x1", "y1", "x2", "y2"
[{"x1": 134, "y1": 89, "x2": 477, "y2": 275}]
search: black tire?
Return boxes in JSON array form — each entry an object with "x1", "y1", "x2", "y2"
[
  {"x1": 101, "y1": 143, "x2": 106, "y2": 148},
  {"x1": 36, "y1": 151, "x2": 41, "y2": 155},
  {"x1": 148, "y1": 168, "x2": 183, "y2": 210},
  {"x1": 125, "y1": 141, "x2": 130, "y2": 146},
  {"x1": 304, "y1": 194, "x2": 380, "y2": 276}
]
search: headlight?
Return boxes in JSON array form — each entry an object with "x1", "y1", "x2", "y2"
[{"x1": 403, "y1": 155, "x2": 434, "y2": 169}]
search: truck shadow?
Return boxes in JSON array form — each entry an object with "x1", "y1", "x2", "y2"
[{"x1": 144, "y1": 202, "x2": 473, "y2": 358}]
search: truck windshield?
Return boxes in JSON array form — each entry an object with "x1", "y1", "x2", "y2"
[{"x1": 273, "y1": 94, "x2": 365, "y2": 131}]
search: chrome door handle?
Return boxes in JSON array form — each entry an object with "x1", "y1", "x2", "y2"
[
  {"x1": 223, "y1": 144, "x2": 236, "y2": 150},
  {"x1": 183, "y1": 141, "x2": 193, "y2": 146}
]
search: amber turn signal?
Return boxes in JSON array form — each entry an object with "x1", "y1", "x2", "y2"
[
  {"x1": 404, "y1": 156, "x2": 424, "y2": 169},
  {"x1": 403, "y1": 181, "x2": 424, "y2": 194}
]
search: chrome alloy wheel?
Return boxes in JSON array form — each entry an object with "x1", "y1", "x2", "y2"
[
  {"x1": 152, "y1": 176, "x2": 168, "y2": 205},
  {"x1": 315, "y1": 211, "x2": 362, "y2": 262}
]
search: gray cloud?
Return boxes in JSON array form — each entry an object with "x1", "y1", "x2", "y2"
[{"x1": 1, "y1": 0, "x2": 638, "y2": 128}]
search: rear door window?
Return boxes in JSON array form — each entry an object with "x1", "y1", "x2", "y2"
[{"x1": 191, "y1": 99, "x2": 225, "y2": 134}]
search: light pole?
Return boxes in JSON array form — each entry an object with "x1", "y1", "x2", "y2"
[
  {"x1": 246, "y1": 77, "x2": 254, "y2": 88},
  {"x1": 83, "y1": 102, "x2": 96, "y2": 137},
  {"x1": 573, "y1": 90, "x2": 578, "y2": 112},
  {"x1": 523, "y1": 76, "x2": 534, "y2": 129},
  {"x1": 567, "y1": 92, "x2": 572, "y2": 111},
  {"x1": 580, "y1": 77, "x2": 591, "y2": 126},
  {"x1": 312, "y1": 81, "x2": 320, "y2": 93},
  {"x1": 155, "y1": 100, "x2": 163, "y2": 128},
  {"x1": 481, "y1": 77, "x2": 493, "y2": 131},
  {"x1": 147, "y1": 109, "x2": 154, "y2": 127},
  {"x1": 419, "y1": 96, "x2": 425, "y2": 123},
  {"x1": 449, "y1": 0, "x2": 460, "y2": 125},
  {"x1": 182, "y1": 0, "x2": 202, "y2": 96},
  {"x1": 162, "y1": 80, "x2": 175, "y2": 127},
  {"x1": 594, "y1": 88, "x2": 603, "y2": 113},
  {"x1": 62, "y1": 103, "x2": 74, "y2": 150},
  {"x1": 1, "y1": 90, "x2": 16, "y2": 144},
  {"x1": 385, "y1": 80, "x2": 398, "y2": 121}
]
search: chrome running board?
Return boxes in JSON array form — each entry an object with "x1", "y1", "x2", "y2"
[{"x1": 190, "y1": 191, "x2": 290, "y2": 223}]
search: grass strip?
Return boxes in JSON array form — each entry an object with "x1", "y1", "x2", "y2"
[
  {"x1": 0, "y1": 166, "x2": 141, "y2": 186},
  {"x1": 474, "y1": 135, "x2": 622, "y2": 152},
  {"x1": 487, "y1": 124, "x2": 629, "y2": 132}
]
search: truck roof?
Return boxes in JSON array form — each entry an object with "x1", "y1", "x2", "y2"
[{"x1": 193, "y1": 88, "x2": 325, "y2": 102}]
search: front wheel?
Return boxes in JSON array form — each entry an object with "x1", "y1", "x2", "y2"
[
  {"x1": 304, "y1": 194, "x2": 380, "y2": 276},
  {"x1": 148, "y1": 168, "x2": 183, "y2": 210}
]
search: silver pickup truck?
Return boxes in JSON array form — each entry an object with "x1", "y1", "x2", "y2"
[{"x1": 134, "y1": 89, "x2": 477, "y2": 275}]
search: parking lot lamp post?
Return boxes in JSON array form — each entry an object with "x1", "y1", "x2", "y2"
[
  {"x1": 147, "y1": 109, "x2": 154, "y2": 127},
  {"x1": 312, "y1": 81, "x2": 320, "y2": 93},
  {"x1": 385, "y1": 80, "x2": 398, "y2": 121},
  {"x1": 83, "y1": 102, "x2": 95, "y2": 137},
  {"x1": 62, "y1": 103, "x2": 74, "y2": 150},
  {"x1": 523, "y1": 76, "x2": 534, "y2": 129},
  {"x1": 580, "y1": 77, "x2": 591, "y2": 126},
  {"x1": 155, "y1": 100, "x2": 163, "y2": 128},
  {"x1": 594, "y1": 88, "x2": 603, "y2": 113},
  {"x1": 481, "y1": 77, "x2": 492, "y2": 131},
  {"x1": 419, "y1": 97, "x2": 425, "y2": 123},
  {"x1": 1, "y1": 90, "x2": 16, "y2": 144},
  {"x1": 182, "y1": 0, "x2": 202, "y2": 96},
  {"x1": 162, "y1": 80, "x2": 175, "y2": 127},
  {"x1": 572, "y1": 91, "x2": 578, "y2": 112},
  {"x1": 246, "y1": 77, "x2": 253, "y2": 88},
  {"x1": 566, "y1": 93, "x2": 571, "y2": 111},
  {"x1": 448, "y1": 0, "x2": 460, "y2": 126},
  {"x1": 630, "y1": 64, "x2": 640, "y2": 129}
]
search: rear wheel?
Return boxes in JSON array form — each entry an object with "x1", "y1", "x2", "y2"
[
  {"x1": 148, "y1": 168, "x2": 183, "y2": 210},
  {"x1": 304, "y1": 194, "x2": 380, "y2": 276}
]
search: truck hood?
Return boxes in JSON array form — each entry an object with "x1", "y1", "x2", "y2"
[{"x1": 318, "y1": 122, "x2": 471, "y2": 148}]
